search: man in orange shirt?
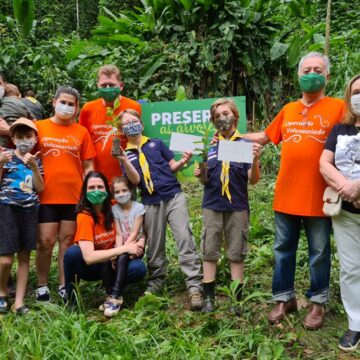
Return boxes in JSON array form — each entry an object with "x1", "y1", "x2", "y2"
[
  {"x1": 79, "y1": 65, "x2": 141, "y2": 183},
  {"x1": 245, "y1": 52, "x2": 345, "y2": 330}
]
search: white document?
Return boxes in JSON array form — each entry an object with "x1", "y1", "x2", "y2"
[
  {"x1": 218, "y1": 140, "x2": 253, "y2": 163},
  {"x1": 169, "y1": 132, "x2": 203, "y2": 154}
]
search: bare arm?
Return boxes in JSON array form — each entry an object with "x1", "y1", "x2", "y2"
[
  {"x1": 319, "y1": 150, "x2": 347, "y2": 190},
  {"x1": 78, "y1": 240, "x2": 143, "y2": 265},
  {"x1": 23, "y1": 151, "x2": 44, "y2": 193},
  {"x1": 82, "y1": 159, "x2": 94, "y2": 176},
  {"x1": 114, "y1": 220, "x2": 124, "y2": 247},
  {"x1": 248, "y1": 143, "x2": 262, "y2": 185},
  {"x1": 0, "y1": 118, "x2": 10, "y2": 136},
  {"x1": 112, "y1": 146, "x2": 141, "y2": 185},
  {"x1": 169, "y1": 151, "x2": 192, "y2": 172},
  {"x1": 242, "y1": 131, "x2": 270, "y2": 146},
  {"x1": 124, "y1": 215, "x2": 144, "y2": 244},
  {"x1": 320, "y1": 149, "x2": 360, "y2": 202}
]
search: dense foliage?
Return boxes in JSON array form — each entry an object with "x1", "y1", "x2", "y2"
[{"x1": 1, "y1": 0, "x2": 359, "y2": 125}]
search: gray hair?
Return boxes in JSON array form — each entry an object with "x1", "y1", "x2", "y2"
[
  {"x1": 298, "y1": 52, "x2": 330, "y2": 74},
  {"x1": 54, "y1": 86, "x2": 80, "y2": 103}
]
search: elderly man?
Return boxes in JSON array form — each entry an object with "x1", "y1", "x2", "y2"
[
  {"x1": 245, "y1": 52, "x2": 345, "y2": 330},
  {"x1": 79, "y1": 65, "x2": 141, "y2": 183}
]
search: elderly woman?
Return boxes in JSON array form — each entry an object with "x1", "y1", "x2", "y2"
[{"x1": 320, "y1": 74, "x2": 360, "y2": 352}]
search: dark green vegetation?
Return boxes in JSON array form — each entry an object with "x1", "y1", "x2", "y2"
[
  {"x1": 1, "y1": 1, "x2": 360, "y2": 123},
  {"x1": 1, "y1": 1, "x2": 360, "y2": 358},
  {"x1": 0, "y1": 169, "x2": 357, "y2": 359}
]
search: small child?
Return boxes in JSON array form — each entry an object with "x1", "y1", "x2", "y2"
[
  {"x1": 194, "y1": 98, "x2": 261, "y2": 314},
  {"x1": 102, "y1": 176, "x2": 146, "y2": 317},
  {"x1": 0, "y1": 117, "x2": 44, "y2": 314}
]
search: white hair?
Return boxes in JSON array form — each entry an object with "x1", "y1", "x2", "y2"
[{"x1": 298, "y1": 52, "x2": 330, "y2": 74}]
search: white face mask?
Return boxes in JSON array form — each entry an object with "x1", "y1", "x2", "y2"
[
  {"x1": 351, "y1": 94, "x2": 360, "y2": 116},
  {"x1": 0, "y1": 87, "x2": 5, "y2": 99},
  {"x1": 114, "y1": 192, "x2": 132, "y2": 205},
  {"x1": 55, "y1": 103, "x2": 75, "y2": 119}
]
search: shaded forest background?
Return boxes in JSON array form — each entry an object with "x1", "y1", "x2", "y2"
[{"x1": 0, "y1": 0, "x2": 359, "y2": 128}]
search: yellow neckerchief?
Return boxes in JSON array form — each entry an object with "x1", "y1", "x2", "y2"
[
  {"x1": 126, "y1": 136, "x2": 154, "y2": 194},
  {"x1": 218, "y1": 130, "x2": 242, "y2": 203}
]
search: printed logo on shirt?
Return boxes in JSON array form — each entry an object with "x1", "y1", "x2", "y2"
[{"x1": 42, "y1": 135, "x2": 81, "y2": 157}]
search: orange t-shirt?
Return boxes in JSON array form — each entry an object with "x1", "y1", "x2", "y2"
[
  {"x1": 265, "y1": 97, "x2": 345, "y2": 216},
  {"x1": 74, "y1": 212, "x2": 115, "y2": 250},
  {"x1": 37, "y1": 119, "x2": 96, "y2": 204},
  {"x1": 79, "y1": 96, "x2": 142, "y2": 183}
]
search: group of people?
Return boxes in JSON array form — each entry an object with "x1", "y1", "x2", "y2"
[{"x1": 0, "y1": 51, "x2": 359, "y2": 352}]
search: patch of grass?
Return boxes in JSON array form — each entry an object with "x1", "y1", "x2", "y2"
[{"x1": 0, "y1": 175, "x2": 356, "y2": 359}]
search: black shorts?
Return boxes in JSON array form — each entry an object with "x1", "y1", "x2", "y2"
[
  {"x1": 0, "y1": 204, "x2": 38, "y2": 256},
  {"x1": 39, "y1": 204, "x2": 77, "y2": 223}
]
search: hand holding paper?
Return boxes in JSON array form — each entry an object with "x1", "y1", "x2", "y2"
[
  {"x1": 217, "y1": 140, "x2": 253, "y2": 163},
  {"x1": 169, "y1": 132, "x2": 203, "y2": 154}
]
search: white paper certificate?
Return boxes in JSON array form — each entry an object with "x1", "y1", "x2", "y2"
[
  {"x1": 169, "y1": 132, "x2": 203, "y2": 154},
  {"x1": 217, "y1": 140, "x2": 253, "y2": 163}
]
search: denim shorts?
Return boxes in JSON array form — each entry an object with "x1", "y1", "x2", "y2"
[{"x1": 0, "y1": 204, "x2": 38, "y2": 255}]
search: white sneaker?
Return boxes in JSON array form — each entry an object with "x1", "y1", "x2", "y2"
[
  {"x1": 104, "y1": 297, "x2": 123, "y2": 317},
  {"x1": 36, "y1": 285, "x2": 51, "y2": 302}
]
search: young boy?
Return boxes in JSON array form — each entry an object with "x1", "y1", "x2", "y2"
[
  {"x1": 0, "y1": 117, "x2": 44, "y2": 314},
  {"x1": 112, "y1": 109, "x2": 204, "y2": 310},
  {"x1": 194, "y1": 98, "x2": 261, "y2": 313}
]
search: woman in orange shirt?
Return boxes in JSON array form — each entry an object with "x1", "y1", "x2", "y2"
[
  {"x1": 35, "y1": 86, "x2": 96, "y2": 302},
  {"x1": 64, "y1": 171, "x2": 146, "y2": 315}
]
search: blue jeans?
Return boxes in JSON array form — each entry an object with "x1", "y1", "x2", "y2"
[
  {"x1": 64, "y1": 245, "x2": 147, "y2": 300},
  {"x1": 272, "y1": 212, "x2": 331, "y2": 303}
]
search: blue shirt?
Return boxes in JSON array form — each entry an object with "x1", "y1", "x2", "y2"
[
  {"x1": 202, "y1": 139, "x2": 251, "y2": 211},
  {"x1": 125, "y1": 138, "x2": 181, "y2": 205},
  {"x1": 0, "y1": 150, "x2": 43, "y2": 210}
]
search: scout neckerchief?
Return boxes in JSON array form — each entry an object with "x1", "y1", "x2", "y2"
[
  {"x1": 126, "y1": 136, "x2": 154, "y2": 194},
  {"x1": 218, "y1": 130, "x2": 242, "y2": 203}
]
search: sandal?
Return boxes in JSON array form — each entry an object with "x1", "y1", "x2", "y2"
[
  {"x1": 0, "y1": 296, "x2": 9, "y2": 313},
  {"x1": 11, "y1": 304, "x2": 30, "y2": 315}
]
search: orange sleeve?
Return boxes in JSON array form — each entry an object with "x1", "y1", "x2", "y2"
[
  {"x1": 80, "y1": 127, "x2": 96, "y2": 160},
  {"x1": 74, "y1": 213, "x2": 95, "y2": 243},
  {"x1": 265, "y1": 107, "x2": 285, "y2": 145}
]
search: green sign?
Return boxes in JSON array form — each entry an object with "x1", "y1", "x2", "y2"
[{"x1": 141, "y1": 97, "x2": 246, "y2": 177}]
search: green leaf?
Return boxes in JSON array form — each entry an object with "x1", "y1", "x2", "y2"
[
  {"x1": 12, "y1": 0, "x2": 35, "y2": 39},
  {"x1": 289, "y1": 1, "x2": 302, "y2": 17},
  {"x1": 175, "y1": 86, "x2": 186, "y2": 101},
  {"x1": 270, "y1": 42, "x2": 289, "y2": 60},
  {"x1": 288, "y1": 35, "x2": 301, "y2": 68},
  {"x1": 109, "y1": 34, "x2": 145, "y2": 46},
  {"x1": 179, "y1": 0, "x2": 192, "y2": 11},
  {"x1": 139, "y1": 55, "x2": 163, "y2": 87},
  {"x1": 313, "y1": 33, "x2": 325, "y2": 44}
]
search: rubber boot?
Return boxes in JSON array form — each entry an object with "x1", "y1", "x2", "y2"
[
  {"x1": 202, "y1": 281, "x2": 216, "y2": 313},
  {"x1": 230, "y1": 282, "x2": 243, "y2": 316}
]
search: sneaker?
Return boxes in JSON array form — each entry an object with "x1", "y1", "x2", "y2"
[
  {"x1": 104, "y1": 297, "x2": 123, "y2": 318},
  {"x1": 0, "y1": 296, "x2": 9, "y2": 313},
  {"x1": 189, "y1": 290, "x2": 204, "y2": 311},
  {"x1": 339, "y1": 329, "x2": 360, "y2": 352},
  {"x1": 58, "y1": 286, "x2": 66, "y2": 300},
  {"x1": 98, "y1": 297, "x2": 112, "y2": 311},
  {"x1": 35, "y1": 285, "x2": 51, "y2": 302}
]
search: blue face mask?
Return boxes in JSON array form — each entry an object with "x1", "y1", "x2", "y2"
[{"x1": 122, "y1": 122, "x2": 143, "y2": 137}]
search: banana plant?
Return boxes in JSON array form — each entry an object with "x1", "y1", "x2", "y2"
[{"x1": 12, "y1": 0, "x2": 35, "y2": 40}]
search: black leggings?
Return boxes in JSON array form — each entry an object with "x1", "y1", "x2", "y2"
[{"x1": 101, "y1": 254, "x2": 129, "y2": 298}]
